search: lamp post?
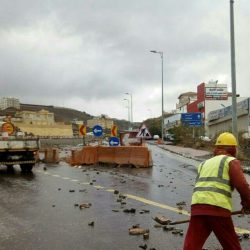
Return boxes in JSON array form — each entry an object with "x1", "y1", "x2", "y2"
[
  {"x1": 230, "y1": 0, "x2": 238, "y2": 142},
  {"x1": 125, "y1": 92, "x2": 133, "y2": 126},
  {"x1": 150, "y1": 50, "x2": 164, "y2": 140},
  {"x1": 123, "y1": 98, "x2": 130, "y2": 129}
]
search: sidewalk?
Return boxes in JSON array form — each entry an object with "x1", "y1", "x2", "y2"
[
  {"x1": 158, "y1": 143, "x2": 212, "y2": 161},
  {"x1": 156, "y1": 143, "x2": 250, "y2": 170}
]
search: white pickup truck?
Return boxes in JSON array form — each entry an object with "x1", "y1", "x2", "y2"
[{"x1": 0, "y1": 122, "x2": 40, "y2": 172}]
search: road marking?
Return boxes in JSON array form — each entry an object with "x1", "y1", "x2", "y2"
[
  {"x1": 52, "y1": 174, "x2": 60, "y2": 177},
  {"x1": 37, "y1": 169, "x2": 250, "y2": 234},
  {"x1": 94, "y1": 185, "x2": 104, "y2": 189},
  {"x1": 126, "y1": 194, "x2": 190, "y2": 215}
]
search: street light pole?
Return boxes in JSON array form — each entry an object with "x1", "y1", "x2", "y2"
[
  {"x1": 125, "y1": 92, "x2": 133, "y2": 127},
  {"x1": 230, "y1": 0, "x2": 238, "y2": 142},
  {"x1": 150, "y1": 50, "x2": 164, "y2": 140},
  {"x1": 123, "y1": 98, "x2": 130, "y2": 129}
]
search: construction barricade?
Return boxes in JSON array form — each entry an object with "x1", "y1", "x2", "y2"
[
  {"x1": 44, "y1": 148, "x2": 60, "y2": 163},
  {"x1": 69, "y1": 146, "x2": 152, "y2": 168},
  {"x1": 98, "y1": 147, "x2": 116, "y2": 164},
  {"x1": 70, "y1": 146, "x2": 98, "y2": 166}
]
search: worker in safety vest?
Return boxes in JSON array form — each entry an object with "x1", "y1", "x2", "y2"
[{"x1": 183, "y1": 132, "x2": 250, "y2": 250}]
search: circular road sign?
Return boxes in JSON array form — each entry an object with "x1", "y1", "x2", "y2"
[
  {"x1": 1, "y1": 122, "x2": 15, "y2": 135},
  {"x1": 109, "y1": 137, "x2": 120, "y2": 146},
  {"x1": 92, "y1": 125, "x2": 103, "y2": 137}
]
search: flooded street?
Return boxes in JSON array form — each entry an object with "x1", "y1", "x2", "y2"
[{"x1": 0, "y1": 145, "x2": 250, "y2": 250}]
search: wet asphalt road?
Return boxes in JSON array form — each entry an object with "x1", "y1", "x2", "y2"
[{"x1": 0, "y1": 144, "x2": 250, "y2": 250}]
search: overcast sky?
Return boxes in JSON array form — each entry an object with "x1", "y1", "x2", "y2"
[{"x1": 1, "y1": 0, "x2": 249, "y2": 122}]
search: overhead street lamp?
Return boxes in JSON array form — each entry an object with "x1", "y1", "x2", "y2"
[
  {"x1": 123, "y1": 98, "x2": 130, "y2": 129},
  {"x1": 125, "y1": 92, "x2": 133, "y2": 125},
  {"x1": 150, "y1": 50, "x2": 164, "y2": 140}
]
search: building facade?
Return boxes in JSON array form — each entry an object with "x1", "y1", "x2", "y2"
[
  {"x1": 87, "y1": 115, "x2": 114, "y2": 129},
  {"x1": 0, "y1": 97, "x2": 20, "y2": 110},
  {"x1": 15, "y1": 109, "x2": 55, "y2": 125},
  {"x1": 164, "y1": 82, "x2": 248, "y2": 137},
  {"x1": 187, "y1": 82, "x2": 246, "y2": 134},
  {"x1": 207, "y1": 98, "x2": 250, "y2": 138}
]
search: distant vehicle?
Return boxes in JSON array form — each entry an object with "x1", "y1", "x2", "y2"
[
  {"x1": 0, "y1": 122, "x2": 40, "y2": 172},
  {"x1": 164, "y1": 133, "x2": 175, "y2": 142},
  {"x1": 153, "y1": 135, "x2": 160, "y2": 140},
  {"x1": 199, "y1": 136, "x2": 211, "y2": 142}
]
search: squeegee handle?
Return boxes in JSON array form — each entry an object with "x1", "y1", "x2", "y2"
[{"x1": 169, "y1": 210, "x2": 242, "y2": 225}]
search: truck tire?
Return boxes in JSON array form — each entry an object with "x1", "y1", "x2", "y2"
[
  {"x1": 7, "y1": 165, "x2": 14, "y2": 172},
  {"x1": 20, "y1": 164, "x2": 33, "y2": 172}
]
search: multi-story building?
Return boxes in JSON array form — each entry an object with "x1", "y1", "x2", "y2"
[
  {"x1": 15, "y1": 109, "x2": 55, "y2": 125},
  {"x1": 165, "y1": 92, "x2": 197, "y2": 131},
  {"x1": 176, "y1": 92, "x2": 197, "y2": 114},
  {"x1": 164, "y1": 81, "x2": 248, "y2": 136},
  {"x1": 87, "y1": 115, "x2": 114, "y2": 129},
  {"x1": 0, "y1": 97, "x2": 20, "y2": 110},
  {"x1": 187, "y1": 82, "x2": 246, "y2": 132}
]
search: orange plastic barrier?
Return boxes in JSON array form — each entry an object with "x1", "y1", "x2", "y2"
[
  {"x1": 44, "y1": 148, "x2": 60, "y2": 163},
  {"x1": 70, "y1": 146, "x2": 98, "y2": 165},
  {"x1": 114, "y1": 147, "x2": 132, "y2": 165},
  {"x1": 69, "y1": 146, "x2": 152, "y2": 168},
  {"x1": 127, "y1": 146, "x2": 150, "y2": 167},
  {"x1": 98, "y1": 147, "x2": 115, "y2": 163},
  {"x1": 82, "y1": 146, "x2": 98, "y2": 164}
]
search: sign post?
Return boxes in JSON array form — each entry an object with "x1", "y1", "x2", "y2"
[
  {"x1": 111, "y1": 125, "x2": 118, "y2": 137},
  {"x1": 79, "y1": 124, "x2": 86, "y2": 145}
]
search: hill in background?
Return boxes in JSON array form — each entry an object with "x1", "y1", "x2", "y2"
[
  {"x1": 20, "y1": 103, "x2": 92, "y2": 124},
  {"x1": 1, "y1": 103, "x2": 136, "y2": 131}
]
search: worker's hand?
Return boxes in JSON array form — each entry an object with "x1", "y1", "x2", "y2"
[{"x1": 241, "y1": 208, "x2": 250, "y2": 214}]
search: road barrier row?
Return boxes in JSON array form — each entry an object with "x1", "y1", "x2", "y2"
[
  {"x1": 43, "y1": 148, "x2": 60, "y2": 163},
  {"x1": 69, "y1": 146, "x2": 152, "y2": 168}
]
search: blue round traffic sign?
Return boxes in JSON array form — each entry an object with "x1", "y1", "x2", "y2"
[
  {"x1": 109, "y1": 137, "x2": 120, "y2": 146},
  {"x1": 93, "y1": 125, "x2": 103, "y2": 137}
]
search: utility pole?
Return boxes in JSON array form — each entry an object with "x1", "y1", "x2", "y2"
[
  {"x1": 150, "y1": 50, "x2": 164, "y2": 140},
  {"x1": 230, "y1": 0, "x2": 238, "y2": 142}
]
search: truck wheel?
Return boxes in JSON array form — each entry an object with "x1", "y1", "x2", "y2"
[
  {"x1": 20, "y1": 164, "x2": 33, "y2": 172},
  {"x1": 7, "y1": 165, "x2": 14, "y2": 172}
]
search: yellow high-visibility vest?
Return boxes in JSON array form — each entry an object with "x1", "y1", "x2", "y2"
[{"x1": 191, "y1": 155, "x2": 235, "y2": 211}]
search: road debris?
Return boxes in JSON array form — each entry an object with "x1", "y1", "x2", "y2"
[
  {"x1": 143, "y1": 232, "x2": 149, "y2": 240},
  {"x1": 123, "y1": 208, "x2": 136, "y2": 213},
  {"x1": 139, "y1": 244, "x2": 147, "y2": 249},
  {"x1": 162, "y1": 226, "x2": 175, "y2": 231},
  {"x1": 88, "y1": 221, "x2": 94, "y2": 226},
  {"x1": 171, "y1": 229, "x2": 184, "y2": 236},
  {"x1": 154, "y1": 224, "x2": 163, "y2": 228},
  {"x1": 129, "y1": 227, "x2": 149, "y2": 235},
  {"x1": 79, "y1": 203, "x2": 92, "y2": 209},
  {"x1": 153, "y1": 215, "x2": 171, "y2": 225},
  {"x1": 114, "y1": 190, "x2": 119, "y2": 194}
]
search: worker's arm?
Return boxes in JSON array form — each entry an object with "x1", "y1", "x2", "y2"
[{"x1": 229, "y1": 159, "x2": 250, "y2": 213}]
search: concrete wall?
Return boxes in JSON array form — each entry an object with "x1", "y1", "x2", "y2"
[
  {"x1": 13, "y1": 123, "x2": 73, "y2": 137},
  {"x1": 207, "y1": 110, "x2": 249, "y2": 138}
]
